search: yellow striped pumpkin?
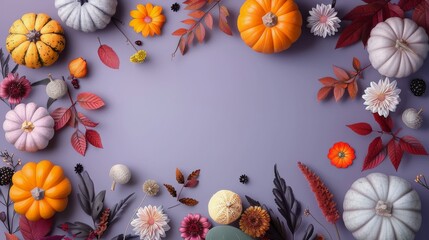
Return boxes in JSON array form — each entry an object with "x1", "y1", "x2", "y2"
[{"x1": 6, "y1": 13, "x2": 66, "y2": 69}]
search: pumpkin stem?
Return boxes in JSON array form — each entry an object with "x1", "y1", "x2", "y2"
[
  {"x1": 31, "y1": 187, "x2": 45, "y2": 200},
  {"x1": 375, "y1": 200, "x2": 392, "y2": 217},
  {"x1": 262, "y1": 12, "x2": 278, "y2": 27},
  {"x1": 78, "y1": 0, "x2": 88, "y2": 6},
  {"x1": 418, "y1": 108, "x2": 423, "y2": 115},
  {"x1": 21, "y1": 121, "x2": 35, "y2": 132},
  {"x1": 395, "y1": 39, "x2": 415, "y2": 54},
  {"x1": 26, "y1": 30, "x2": 41, "y2": 43}
]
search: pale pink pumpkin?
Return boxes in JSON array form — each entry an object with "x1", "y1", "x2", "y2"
[{"x1": 3, "y1": 103, "x2": 54, "y2": 152}]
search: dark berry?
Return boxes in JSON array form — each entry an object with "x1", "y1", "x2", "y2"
[
  {"x1": 0, "y1": 167, "x2": 14, "y2": 186},
  {"x1": 239, "y1": 174, "x2": 249, "y2": 184},
  {"x1": 410, "y1": 78, "x2": 426, "y2": 96},
  {"x1": 71, "y1": 78, "x2": 80, "y2": 89},
  {"x1": 135, "y1": 40, "x2": 143, "y2": 46},
  {"x1": 171, "y1": 2, "x2": 180, "y2": 12},
  {"x1": 74, "y1": 163, "x2": 84, "y2": 174}
]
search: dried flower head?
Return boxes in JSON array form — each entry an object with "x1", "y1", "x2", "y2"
[
  {"x1": 130, "y1": 50, "x2": 147, "y2": 63},
  {"x1": 239, "y1": 206, "x2": 270, "y2": 238},
  {"x1": 307, "y1": 4, "x2": 341, "y2": 38},
  {"x1": 239, "y1": 174, "x2": 249, "y2": 184},
  {"x1": 131, "y1": 205, "x2": 170, "y2": 240},
  {"x1": 171, "y1": 3, "x2": 180, "y2": 12},
  {"x1": 179, "y1": 213, "x2": 211, "y2": 239},
  {"x1": 304, "y1": 208, "x2": 310, "y2": 216},
  {"x1": 74, "y1": 163, "x2": 84, "y2": 174},
  {"x1": 143, "y1": 179, "x2": 160, "y2": 196},
  {"x1": 362, "y1": 77, "x2": 401, "y2": 117},
  {"x1": 0, "y1": 73, "x2": 32, "y2": 104}
]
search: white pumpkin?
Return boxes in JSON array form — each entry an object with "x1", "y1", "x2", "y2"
[
  {"x1": 343, "y1": 173, "x2": 422, "y2": 240},
  {"x1": 3, "y1": 103, "x2": 55, "y2": 152},
  {"x1": 367, "y1": 17, "x2": 429, "y2": 78},
  {"x1": 55, "y1": 0, "x2": 118, "y2": 32}
]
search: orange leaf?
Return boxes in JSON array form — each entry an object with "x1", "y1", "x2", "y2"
[
  {"x1": 319, "y1": 77, "x2": 337, "y2": 86},
  {"x1": 187, "y1": 31, "x2": 195, "y2": 46},
  {"x1": 185, "y1": 0, "x2": 206, "y2": 10},
  {"x1": 176, "y1": 168, "x2": 185, "y2": 184},
  {"x1": 182, "y1": 19, "x2": 197, "y2": 25},
  {"x1": 5, "y1": 233, "x2": 19, "y2": 240},
  {"x1": 204, "y1": 13, "x2": 213, "y2": 30},
  {"x1": 163, "y1": 184, "x2": 177, "y2": 197},
  {"x1": 188, "y1": 10, "x2": 205, "y2": 19},
  {"x1": 179, "y1": 197, "x2": 199, "y2": 206},
  {"x1": 195, "y1": 23, "x2": 206, "y2": 43},
  {"x1": 334, "y1": 85, "x2": 345, "y2": 102},
  {"x1": 317, "y1": 87, "x2": 333, "y2": 101},
  {"x1": 332, "y1": 65, "x2": 349, "y2": 80},
  {"x1": 172, "y1": 28, "x2": 188, "y2": 36},
  {"x1": 352, "y1": 57, "x2": 361, "y2": 71},
  {"x1": 77, "y1": 92, "x2": 105, "y2": 110},
  {"x1": 348, "y1": 80, "x2": 358, "y2": 99},
  {"x1": 179, "y1": 37, "x2": 187, "y2": 55},
  {"x1": 219, "y1": 6, "x2": 232, "y2": 36},
  {"x1": 187, "y1": 169, "x2": 200, "y2": 180},
  {"x1": 220, "y1": 5, "x2": 230, "y2": 17}
]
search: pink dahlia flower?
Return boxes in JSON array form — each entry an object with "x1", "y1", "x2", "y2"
[
  {"x1": 179, "y1": 213, "x2": 211, "y2": 240},
  {"x1": 0, "y1": 73, "x2": 32, "y2": 104}
]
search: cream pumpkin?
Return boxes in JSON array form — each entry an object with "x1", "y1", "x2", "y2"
[
  {"x1": 55, "y1": 0, "x2": 118, "y2": 32},
  {"x1": 343, "y1": 173, "x2": 422, "y2": 240},
  {"x1": 208, "y1": 190, "x2": 242, "y2": 224},
  {"x1": 367, "y1": 17, "x2": 429, "y2": 78},
  {"x1": 3, "y1": 103, "x2": 55, "y2": 152}
]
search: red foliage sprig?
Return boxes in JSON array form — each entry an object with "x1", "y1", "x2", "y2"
[
  {"x1": 347, "y1": 113, "x2": 428, "y2": 171},
  {"x1": 336, "y1": 0, "x2": 429, "y2": 48},
  {"x1": 172, "y1": 0, "x2": 232, "y2": 56},
  {"x1": 317, "y1": 57, "x2": 370, "y2": 102},
  {"x1": 297, "y1": 162, "x2": 339, "y2": 225}
]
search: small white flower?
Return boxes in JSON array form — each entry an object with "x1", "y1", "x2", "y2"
[
  {"x1": 131, "y1": 205, "x2": 170, "y2": 240},
  {"x1": 362, "y1": 77, "x2": 401, "y2": 117},
  {"x1": 307, "y1": 4, "x2": 341, "y2": 38}
]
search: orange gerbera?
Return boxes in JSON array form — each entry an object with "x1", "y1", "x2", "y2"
[
  {"x1": 328, "y1": 142, "x2": 355, "y2": 168},
  {"x1": 130, "y1": 3, "x2": 166, "y2": 37}
]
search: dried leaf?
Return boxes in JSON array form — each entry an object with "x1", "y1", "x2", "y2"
[
  {"x1": 204, "y1": 13, "x2": 213, "y2": 30},
  {"x1": 109, "y1": 193, "x2": 135, "y2": 224},
  {"x1": 333, "y1": 66, "x2": 349, "y2": 80},
  {"x1": 319, "y1": 77, "x2": 337, "y2": 86},
  {"x1": 336, "y1": 19, "x2": 371, "y2": 48},
  {"x1": 5, "y1": 233, "x2": 19, "y2": 240},
  {"x1": 164, "y1": 184, "x2": 177, "y2": 197},
  {"x1": 398, "y1": 0, "x2": 424, "y2": 11},
  {"x1": 185, "y1": 0, "x2": 206, "y2": 10},
  {"x1": 352, "y1": 57, "x2": 361, "y2": 71},
  {"x1": 179, "y1": 197, "x2": 199, "y2": 206},
  {"x1": 348, "y1": 80, "x2": 358, "y2": 99},
  {"x1": 400, "y1": 136, "x2": 428, "y2": 155},
  {"x1": 19, "y1": 215, "x2": 53, "y2": 240},
  {"x1": 176, "y1": 168, "x2": 185, "y2": 184},
  {"x1": 77, "y1": 92, "x2": 105, "y2": 110},
  {"x1": 71, "y1": 130, "x2": 87, "y2": 156},
  {"x1": 362, "y1": 137, "x2": 386, "y2": 171},
  {"x1": 78, "y1": 112, "x2": 99, "y2": 127},
  {"x1": 187, "y1": 31, "x2": 195, "y2": 46},
  {"x1": 188, "y1": 10, "x2": 205, "y2": 18},
  {"x1": 387, "y1": 138, "x2": 404, "y2": 171},
  {"x1": 195, "y1": 23, "x2": 206, "y2": 43},
  {"x1": 98, "y1": 44, "x2": 119, "y2": 69},
  {"x1": 347, "y1": 122, "x2": 373, "y2": 135},
  {"x1": 68, "y1": 110, "x2": 76, "y2": 128},
  {"x1": 413, "y1": 0, "x2": 429, "y2": 35},
  {"x1": 184, "y1": 178, "x2": 199, "y2": 188},
  {"x1": 187, "y1": 169, "x2": 201, "y2": 180},
  {"x1": 317, "y1": 86, "x2": 333, "y2": 101},
  {"x1": 219, "y1": 5, "x2": 232, "y2": 35},
  {"x1": 51, "y1": 107, "x2": 71, "y2": 131},
  {"x1": 334, "y1": 85, "x2": 345, "y2": 102},
  {"x1": 373, "y1": 113, "x2": 393, "y2": 132},
  {"x1": 172, "y1": 28, "x2": 188, "y2": 36},
  {"x1": 182, "y1": 19, "x2": 197, "y2": 25},
  {"x1": 179, "y1": 37, "x2": 187, "y2": 55},
  {"x1": 86, "y1": 129, "x2": 103, "y2": 148}
]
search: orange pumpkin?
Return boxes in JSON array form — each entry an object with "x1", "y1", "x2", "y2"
[
  {"x1": 237, "y1": 0, "x2": 302, "y2": 54},
  {"x1": 10, "y1": 160, "x2": 72, "y2": 221}
]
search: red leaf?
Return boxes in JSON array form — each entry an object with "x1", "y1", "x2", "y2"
[
  {"x1": 388, "y1": 138, "x2": 404, "y2": 171},
  {"x1": 195, "y1": 23, "x2": 205, "y2": 43},
  {"x1": 182, "y1": 19, "x2": 197, "y2": 25},
  {"x1": 78, "y1": 112, "x2": 99, "y2": 127},
  {"x1": 5, "y1": 233, "x2": 19, "y2": 240},
  {"x1": 188, "y1": 10, "x2": 205, "y2": 18},
  {"x1": 179, "y1": 36, "x2": 187, "y2": 55},
  {"x1": 373, "y1": 113, "x2": 393, "y2": 132},
  {"x1": 352, "y1": 57, "x2": 361, "y2": 71},
  {"x1": 68, "y1": 109, "x2": 76, "y2": 128},
  {"x1": 184, "y1": 178, "x2": 199, "y2": 188},
  {"x1": 348, "y1": 80, "x2": 358, "y2": 99},
  {"x1": 413, "y1": 0, "x2": 429, "y2": 35},
  {"x1": 400, "y1": 136, "x2": 428, "y2": 155},
  {"x1": 332, "y1": 66, "x2": 349, "y2": 80},
  {"x1": 204, "y1": 13, "x2": 213, "y2": 30},
  {"x1": 172, "y1": 28, "x2": 188, "y2": 36},
  {"x1": 362, "y1": 137, "x2": 387, "y2": 171},
  {"x1": 187, "y1": 31, "x2": 195, "y2": 46},
  {"x1": 51, "y1": 107, "x2": 71, "y2": 131},
  {"x1": 334, "y1": 85, "x2": 345, "y2": 102},
  {"x1": 387, "y1": 3, "x2": 405, "y2": 18},
  {"x1": 219, "y1": 5, "x2": 232, "y2": 36},
  {"x1": 98, "y1": 44, "x2": 119, "y2": 69},
  {"x1": 399, "y1": 0, "x2": 424, "y2": 11},
  {"x1": 86, "y1": 129, "x2": 103, "y2": 148},
  {"x1": 343, "y1": 2, "x2": 386, "y2": 20},
  {"x1": 185, "y1": 0, "x2": 206, "y2": 10},
  {"x1": 317, "y1": 86, "x2": 333, "y2": 101},
  {"x1": 336, "y1": 20, "x2": 370, "y2": 48},
  {"x1": 77, "y1": 92, "x2": 105, "y2": 110},
  {"x1": 319, "y1": 77, "x2": 337, "y2": 86},
  {"x1": 19, "y1": 215, "x2": 53, "y2": 240},
  {"x1": 347, "y1": 122, "x2": 373, "y2": 135},
  {"x1": 71, "y1": 130, "x2": 87, "y2": 156},
  {"x1": 41, "y1": 236, "x2": 65, "y2": 240}
]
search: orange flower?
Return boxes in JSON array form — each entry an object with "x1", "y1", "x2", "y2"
[
  {"x1": 328, "y1": 142, "x2": 355, "y2": 168},
  {"x1": 130, "y1": 3, "x2": 166, "y2": 37}
]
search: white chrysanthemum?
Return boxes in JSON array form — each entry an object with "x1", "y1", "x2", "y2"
[
  {"x1": 362, "y1": 78, "x2": 401, "y2": 117},
  {"x1": 131, "y1": 205, "x2": 170, "y2": 240},
  {"x1": 307, "y1": 4, "x2": 341, "y2": 38}
]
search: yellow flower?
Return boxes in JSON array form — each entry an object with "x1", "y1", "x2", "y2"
[
  {"x1": 130, "y1": 3, "x2": 166, "y2": 37},
  {"x1": 239, "y1": 206, "x2": 270, "y2": 238},
  {"x1": 130, "y1": 50, "x2": 147, "y2": 63}
]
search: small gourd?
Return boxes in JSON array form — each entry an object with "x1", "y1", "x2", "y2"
[
  {"x1": 367, "y1": 17, "x2": 429, "y2": 78},
  {"x1": 402, "y1": 108, "x2": 423, "y2": 129},
  {"x1": 109, "y1": 164, "x2": 131, "y2": 191},
  {"x1": 55, "y1": 0, "x2": 118, "y2": 32},
  {"x1": 3, "y1": 103, "x2": 55, "y2": 152},
  {"x1": 343, "y1": 173, "x2": 421, "y2": 240},
  {"x1": 237, "y1": 0, "x2": 302, "y2": 54},
  {"x1": 46, "y1": 74, "x2": 68, "y2": 99},
  {"x1": 68, "y1": 57, "x2": 87, "y2": 78},
  {"x1": 208, "y1": 190, "x2": 242, "y2": 224},
  {"x1": 10, "y1": 160, "x2": 72, "y2": 221}
]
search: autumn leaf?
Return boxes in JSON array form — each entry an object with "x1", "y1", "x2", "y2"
[
  {"x1": 373, "y1": 113, "x2": 393, "y2": 132},
  {"x1": 333, "y1": 66, "x2": 349, "y2": 80},
  {"x1": 398, "y1": 0, "x2": 424, "y2": 11},
  {"x1": 352, "y1": 57, "x2": 361, "y2": 71},
  {"x1": 204, "y1": 13, "x2": 213, "y2": 29},
  {"x1": 413, "y1": 0, "x2": 429, "y2": 35},
  {"x1": 176, "y1": 168, "x2": 185, "y2": 184},
  {"x1": 86, "y1": 129, "x2": 103, "y2": 148},
  {"x1": 187, "y1": 169, "x2": 201, "y2": 180},
  {"x1": 71, "y1": 130, "x2": 87, "y2": 156},
  {"x1": 20, "y1": 215, "x2": 53, "y2": 240},
  {"x1": 179, "y1": 37, "x2": 187, "y2": 55},
  {"x1": 172, "y1": 28, "x2": 188, "y2": 36},
  {"x1": 319, "y1": 77, "x2": 337, "y2": 86},
  {"x1": 334, "y1": 85, "x2": 345, "y2": 102},
  {"x1": 188, "y1": 10, "x2": 205, "y2": 18},
  {"x1": 78, "y1": 112, "x2": 99, "y2": 127},
  {"x1": 98, "y1": 43, "x2": 119, "y2": 69},
  {"x1": 347, "y1": 80, "x2": 358, "y2": 99},
  {"x1": 182, "y1": 19, "x2": 197, "y2": 25},
  {"x1": 347, "y1": 122, "x2": 373, "y2": 135},
  {"x1": 387, "y1": 138, "x2": 404, "y2": 171},
  {"x1": 184, "y1": 0, "x2": 206, "y2": 10},
  {"x1": 219, "y1": 5, "x2": 232, "y2": 35},
  {"x1": 187, "y1": 31, "x2": 195, "y2": 46},
  {"x1": 5, "y1": 233, "x2": 19, "y2": 240},
  {"x1": 362, "y1": 137, "x2": 387, "y2": 171},
  {"x1": 184, "y1": 178, "x2": 199, "y2": 188},
  {"x1": 195, "y1": 23, "x2": 206, "y2": 43},
  {"x1": 77, "y1": 92, "x2": 105, "y2": 110},
  {"x1": 68, "y1": 110, "x2": 77, "y2": 128},
  {"x1": 179, "y1": 198, "x2": 199, "y2": 206},
  {"x1": 51, "y1": 107, "x2": 71, "y2": 131},
  {"x1": 164, "y1": 184, "x2": 177, "y2": 197},
  {"x1": 317, "y1": 87, "x2": 333, "y2": 101},
  {"x1": 399, "y1": 136, "x2": 428, "y2": 155}
]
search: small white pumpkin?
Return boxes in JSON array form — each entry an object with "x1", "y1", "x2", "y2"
[
  {"x1": 343, "y1": 173, "x2": 422, "y2": 240},
  {"x1": 367, "y1": 17, "x2": 429, "y2": 78},
  {"x1": 55, "y1": 0, "x2": 118, "y2": 32},
  {"x1": 3, "y1": 103, "x2": 55, "y2": 152},
  {"x1": 46, "y1": 74, "x2": 68, "y2": 99},
  {"x1": 109, "y1": 164, "x2": 131, "y2": 191},
  {"x1": 402, "y1": 108, "x2": 423, "y2": 129}
]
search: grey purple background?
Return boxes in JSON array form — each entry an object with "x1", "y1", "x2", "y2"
[{"x1": 1, "y1": 0, "x2": 428, "y2": 239}]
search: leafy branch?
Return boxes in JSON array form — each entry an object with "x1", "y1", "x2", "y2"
[{"x1": 164, "y1": 168, "x2": 200, "y2": 208}]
